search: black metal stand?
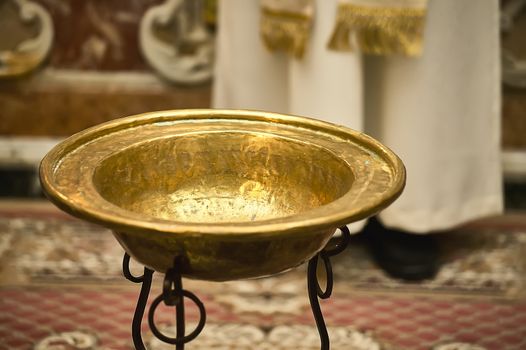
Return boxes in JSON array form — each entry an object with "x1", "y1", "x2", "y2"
[
  {"x1": 123, "y1": 254, "x2": 206, "y2": 349},
  {"x1": 122, "y1": 225, "x2": 350, "y2": 350},
  {"x1": 307, "y1": 226, "x2": 351, "y2": 350}
]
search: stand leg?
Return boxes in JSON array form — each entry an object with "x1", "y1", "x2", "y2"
[
  {"x1": 308, "y1": 254, "x2": 330, "y2": 350},
  {"x1": 175, "y1": 288, "x2": 185, "y2": 350},
  {"x1": 307, "y1": 226, "x2": 351, "y2": 350},
  {"x1": 124, "y1": 225, "x2": 349, "y2": 350},
  {"x1": 123, "y1": 254, "x2": 206, "y2": 350},
  {"x1": 123, "y1": 253, "x2": 154, "y2": 350},
  {"x1": 147, "y1": 257, "x2": 207, "y2": 349}
]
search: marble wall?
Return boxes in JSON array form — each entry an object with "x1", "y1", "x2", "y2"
[
  {"x1": 0, "y1": 0, "x2": 211, "y2": 137},
  {"x1": 501, "y1": 2, "x2": 526, "y2": 150},
  {"x1": 0, "y1": 0, "x2": 524, "y2": 150},
  {"x1": 37, "y1": 0, "x2": 162, "y2": 71}
]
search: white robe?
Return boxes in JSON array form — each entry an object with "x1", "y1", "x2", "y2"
[{"x1": 213, "y1": 0, "x2": 503, "y2": 233}]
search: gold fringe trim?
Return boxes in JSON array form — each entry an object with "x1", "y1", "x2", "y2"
[
  {"x1": 260, "y1": 8, "x2": 312, "y2": 59},
  {"x1": 204, "y1": 0, "x2": 217, "y2": 26},
  {"x1": 328, "y1": 3, "x2": 426, "y2": 56}
]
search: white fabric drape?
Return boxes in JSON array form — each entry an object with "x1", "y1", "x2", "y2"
[{"x1": 213, "y1": 0, "x2": 502, "y2": 233}]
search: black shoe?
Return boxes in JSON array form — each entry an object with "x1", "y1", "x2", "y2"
[{"x1": 361, "y1": 217, "x2": 440, "y2": 281}]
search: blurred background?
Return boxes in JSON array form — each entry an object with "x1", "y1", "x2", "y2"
[{"x1": 0, "y1": 0, "x2": 526, "y2": 349}]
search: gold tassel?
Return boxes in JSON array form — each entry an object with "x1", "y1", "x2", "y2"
[
  {"x1": 260, "y1": 7, "x2": 312, "y2": 59},
  {"x1": 327, "y1": 3, "x2": 426, "y2": 56},
  {"x1": 204, "y1": 0, "x2": 217, "y2": 27}
]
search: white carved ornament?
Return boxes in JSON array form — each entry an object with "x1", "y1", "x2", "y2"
[
  {"x1": 0, "y1": 0, "x2": 53, "y2": 77},
  {"x1": 139, "y1": 0, "x2": 214, "y2": 85}
]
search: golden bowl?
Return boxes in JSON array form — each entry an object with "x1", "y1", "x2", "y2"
[{"x1": 39, "y1": 109, "x2": 405, "y2": 281}]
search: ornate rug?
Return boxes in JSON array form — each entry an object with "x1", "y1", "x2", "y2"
[
  {"x1": 1, "y1": 205, "x2": 526, "y2": 349},
  {"x1": 2, "y1": 287, "x2": 526, "y2": 350},
  {"x1": 1, "y1": 215, "x2": 525, "y2": 296}
]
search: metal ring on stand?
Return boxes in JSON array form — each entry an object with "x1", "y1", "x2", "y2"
[
  {"x1": 148, "y1": 290, "x2": 207, "y2": 345},
  {"x1": 314, "y1": 252, "x2": 333, "y2": 299}
]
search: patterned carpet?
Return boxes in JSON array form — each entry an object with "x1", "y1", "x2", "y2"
[{"x1": 1, "y1": 202, "x2": 526, "y2": 349}]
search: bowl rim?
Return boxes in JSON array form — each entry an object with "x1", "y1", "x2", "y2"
[{"x1": 39, "y1": 109, "x2": 406, "y2": 237}]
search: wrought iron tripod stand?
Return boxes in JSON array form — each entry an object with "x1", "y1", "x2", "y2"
[{"x1": 123, "y1": 226, "x2": 351, "y2": 350}]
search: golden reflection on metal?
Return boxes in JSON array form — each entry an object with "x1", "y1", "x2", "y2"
[{"x1": 39, "y1": 109, "x2": 405, "y2": 281}]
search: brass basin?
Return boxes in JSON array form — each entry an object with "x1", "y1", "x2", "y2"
[{"x1": 39, "y1": 109, "x2": 405, "y2": 281}]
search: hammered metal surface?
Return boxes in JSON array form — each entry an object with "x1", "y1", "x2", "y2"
[
  {"x1": 39, "y1": 109, "x2": 405, "y2": 280},
  {"x1": 94, "y1": 133, "x2": 353, "y2": 223}
]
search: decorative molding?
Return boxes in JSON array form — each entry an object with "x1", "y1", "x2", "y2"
[
  {"x1": 501, "y1": 0, "x2": 525, "y2": 32},
  {"x1": 503, "y1": 150, "x2": 526, "y2": 182},
  {"x1": 0, "y1": 0, "x2": 54, "y2": 77},
  {"x1": 11, "y1": 68, "x2": 172, "y2": 92},
  {"x1": 139, "y1": 0, "x2": 214, "y2": 85},
  {"x1": 501, "y1": 0, "x2": 526, "y2": 88},
  {"x1": 0, "y1": 137, "x2": 61, "y2": 167}
]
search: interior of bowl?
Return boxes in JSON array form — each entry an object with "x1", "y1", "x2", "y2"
[
  {"x1": 92, "y1": 132, "x2": 355, "y2": 223},
  {"x1": 40, "y1": 109, "x2": 406, "y2": 237}
]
